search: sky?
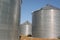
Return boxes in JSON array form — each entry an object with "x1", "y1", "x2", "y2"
[{"x1": 21, "y1": 0, "x2": 60, "y2": 24}]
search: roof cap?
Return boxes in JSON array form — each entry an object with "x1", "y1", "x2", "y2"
[
  {"x1": 41, "y1": 4, "x2": 60, "y2": 10},
  {"x1": 22, "y1": 21, "x2": 31, "y2": 25}
]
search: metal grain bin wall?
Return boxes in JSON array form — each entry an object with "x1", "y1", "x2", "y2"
[
  {"x1": 20, "y1": 21, "x2": 32, "y2": 36},
  {"x1": 0, "y1": 0, "x2": 21, "y2": 40},
  {"x1": 32, "y1": 4, "x2": 60, "y2": 38}
]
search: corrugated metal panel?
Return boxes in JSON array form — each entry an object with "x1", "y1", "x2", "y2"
[
  {"x1": 32, "y1": 5, "x2": 60, "y2": 38},
  {"x1": 20, "y1": 21, "x2": 32, "y2": 36},
  {"x1": 0, "y1": 0, "x2": 21, "y2": 40}
]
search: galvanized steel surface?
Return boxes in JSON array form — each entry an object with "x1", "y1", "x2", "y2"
[
  {"x1": 20, "y1": 21, "x2": 32, "y2": 36},
  {"x1": 0, "y1": 0, "x2": 21, "y2": 40},
  {"x1": 32, "y1": 5, "x2": 60, "y2": 38}
]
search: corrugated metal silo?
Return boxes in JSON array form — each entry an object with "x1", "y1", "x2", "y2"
[
  {"x1": 20, "y1": 21, "x2": 32, "y2": 36},
  {"x1": 32, "y1": 4, "x2": 60, "y2": 38},
  {"x1": 0, "y1": 0, "x2": 21, "y2": 40}
]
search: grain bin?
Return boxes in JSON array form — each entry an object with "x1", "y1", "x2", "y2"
[
  {"x1": 0, "y1": 0, "x2": 21, "y2": 40},
  {"x1": 32, "y1": 4, "x2": 60, "y2": 38},
  {"x1": 20, "y1": 21, "x2": 32, "y2": 36}
]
